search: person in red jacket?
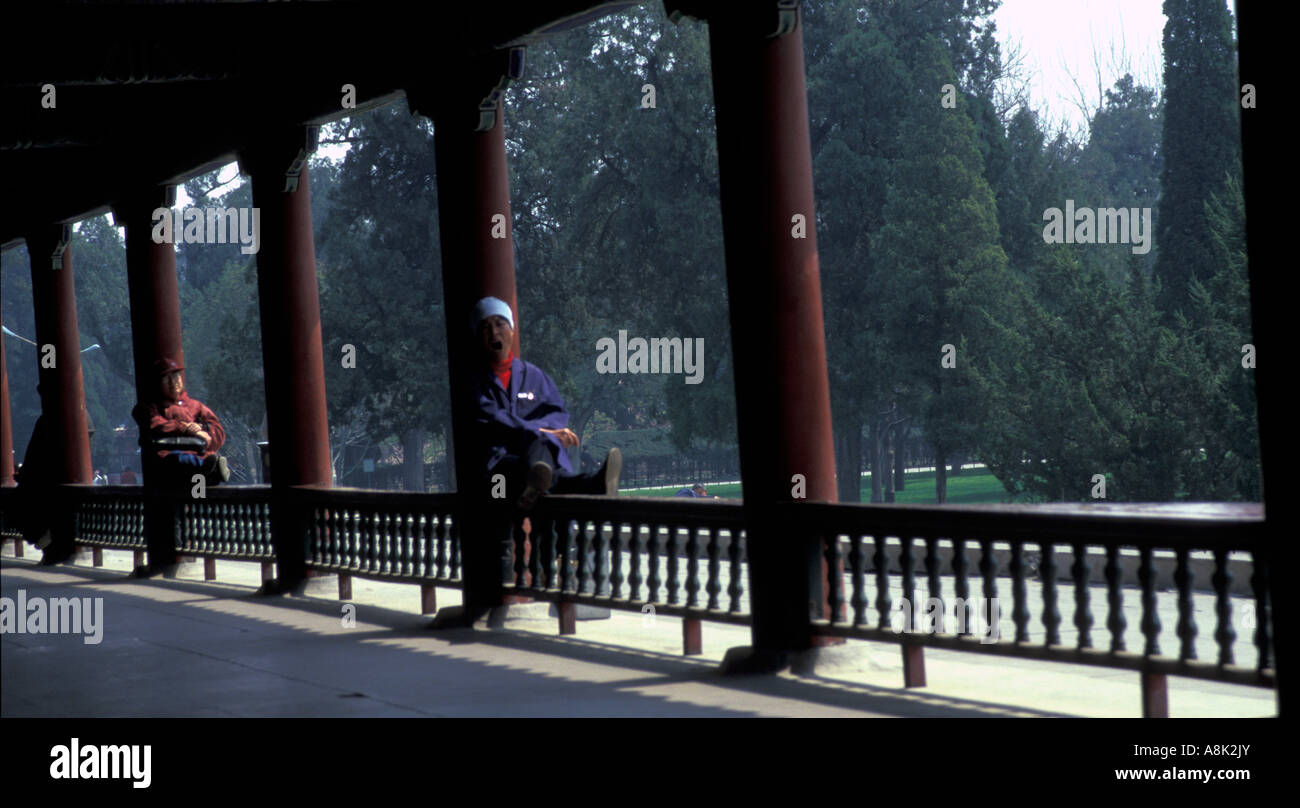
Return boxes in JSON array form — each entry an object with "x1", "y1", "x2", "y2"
[{"x1": 138, "y1": 358, "x2": 229, "y2": 484}]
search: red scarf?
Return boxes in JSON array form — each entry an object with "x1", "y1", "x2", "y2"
[{"x1": 492, "y1": 351, "x2": 514, "y2": 391}]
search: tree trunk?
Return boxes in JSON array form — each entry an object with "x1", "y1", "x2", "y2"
[
  {"x1": 403, "y1": 428, "x2": 425, "y2": 492},
  {"x1": 950, "y1": 450, "x2": 963, "y2": 476},
  {"x1": 935, "y1": 448, "x2": 948, "y2": 504},
  {"x1": 893, "y1": 420, "x2": 908, "y2": 492},
  {"x1": 884, "y1": 425, "x2": 896, "y2": 503},
  {"x1": 834, "y1": 420, "x2": 862, "y2": 503},
  {"x1": 869, "y1": 418, "x2": 884, "y2": 503}
]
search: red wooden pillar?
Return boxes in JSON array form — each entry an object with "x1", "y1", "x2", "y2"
[
  {"x1": 27, "y1": 224, "x2": 93, "y2": 486},
  {"x1": 687, "y1": 3, "x2": 839, "y2": 663},
  {"x1": 242, "y1": 128, "x2": 333, "y2": 590},
  {"x1": 115, "y1": 187, "x2": 187, "y2": 572},
  {"x1": 1, "y1": 315, "x2": 14, "y2": 487},
  {"x1": 117, "y1": 188, "x2": 186, "y2": 413},
  {"x1": 409, "y1": 48, "x2": 525, "y2": 619},
  {"x1": 24, "y1": 224, "x2": 92, "y2": 562}
]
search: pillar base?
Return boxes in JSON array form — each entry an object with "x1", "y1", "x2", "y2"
[
  {"x1": 788, "y1": 641, "x2": 893, "y2": 678},
  {"x1": 131, "y1": 561, "x2": 178, "y2": 580},
  {"x1": 718, "y1": 645, "x2": 791, "y2": 675},
  {"x1": 427, "y1": 605, "x2": 482, "y2": 630},
  {"x1": 546, "y1": 602, "x2": 610, "y2": 621},
  {"x1": 299, "y1": 572, "x2": 341, "y2": 598},
  {"x1": 256, "y1": 576, "x2": 307, "y2": 597}
]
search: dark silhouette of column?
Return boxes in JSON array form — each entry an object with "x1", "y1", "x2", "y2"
[
  {"x1": 243, "y1": 127, "x2": 333, "y2": 591},
  {"x1": 115, "y1": 186, "x2": 186, "y2": 572},
  {"x1": 409, "y1": 48, "x2": 525, "y2": 620},
  {"x1": 686, "y1": 2, "x2": 840, "y2": 669},
  {"x1": 26, "y1": 225, "x2": 92, "y2": 563},
  {"x1": 26, "y1": 225, "x2": 93, "y2": 486}
]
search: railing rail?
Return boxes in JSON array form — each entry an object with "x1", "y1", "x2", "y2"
[
  {"x1": 784, "y1": 501, "x2": 1271, "y2": 688},
  {"x1": 508, "y1": 495, "x2": 750, "y2": 629},
  {"x1": 2, "y1": 485, "x2": 1275, "y2": 700},
  {"x1": 289, "y1": 485, "x2": 463, "y2": 586}
]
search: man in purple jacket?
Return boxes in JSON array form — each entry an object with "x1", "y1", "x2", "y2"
[
  {"x1": 470, "y1": 297, "x2": 621, "y2": 583},
  {"x1": 471, "y1": 296, "x2": 620, "y2": 507}
]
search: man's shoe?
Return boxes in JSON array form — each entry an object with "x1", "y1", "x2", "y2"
[
  {"x1": 517, "y1": 461, "x2": 553, "y2": 510},
  {"x1": 601, "y1": 448, "x2": 622, "y2": 496},
  {"x1": 202, "y1": 455, "x2": 230, "y2": 483}
]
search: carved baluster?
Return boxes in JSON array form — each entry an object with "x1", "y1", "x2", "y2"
[
  {"x1": 385, "y1": 511, "x2": 398, "y2": 575},
  {"x1": 435, "y1": 515, "x2": 448, "y2": 579},
  {"x1": 900, "y1": 536, "x2": 915, "y2": 628},
  {"x1": 666, "y1": 526, "x2": 680, "y2": 606},
  {"x1": 577, "y1": 520, "x2": 591, "y2": 595},
  {"x1": 728, "y1": 529, "x2": 744, "y2": 614},
  {"x1": 686, "y1": 526, "x2": 701, "y2": 609},
  {"x1": 628, "y1": 524, "x2": 643, "y2": 602},
  {"x1": 1138, "y1": 546, "x2": 1161, "y2": 657},
  {"x1": 596, "y1": 521, "x2": 611, "y2": 596},
  {"x1": 1042, "y1": 542, "x2": 1061, "y2": 646},
  {"x1": 333, "y1": 507, "x2": 344, "y2": 567},
  {"x1": 1250, "y1": 549, "x2": 1271, "y2": 671},
  {"x1": 559, "y1": 519, "x2": 574, "y2": 593},
  {"x1": 706, "y1": 527, "x2": 721, "y2": 611},
  {"x1": 925, "y1": 536, "x2": 941, "y2": 616},
  {"x1": 400, "y1": 511, "x2": 411, "y2": 576},
  {"x1": 450, "y1": 517, "x2": 462, "y2": 579},
  {"x1": 407, "y1": 512, "x2": 419, "y2": 577},
  {"x1": 825, "y1": 533, "x2": 842, "y2": 624},
  {"x1": 611, "y1": 522, "x2": 626, "y2": 600},
  {"x1": 874, "y1": 535, "x2": 891, "y2": 630},
  {"x1": 979, "y1": 539, "x2": 998, "y2": 616},
  {"x1": 952, "y1": 538, "x2": 970, "y2": 636},
  {"x1": 1009, "y1": 541, "x2": 1029, "y2": 643},
  {"x1": 1072, "y1": 542, "x2": 1092, "y2": 649},
  {"x1": 648, "y1": 525, "x2": 662, "y2": 605},
  {"x1": 849, "y1": 534, "x2": 866, "y2": 626},
  {"x1": 1212, "y1": 548, "x2": 1235, "y2": 666},
  {"x1": 1105, "y1": 545, "x2": 1126, "y2": 652},
  {"x1": 1175, "y1": 547, "x2": 1197, "y2": 662}
]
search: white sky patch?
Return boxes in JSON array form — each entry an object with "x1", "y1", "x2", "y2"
[{"x1": 992, "y1": 0, "x2": 1175, "y2": 137}]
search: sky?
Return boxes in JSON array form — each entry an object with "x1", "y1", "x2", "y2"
[{"x1": 992, "y1": 0, "x2": 1170, "y2": 137}]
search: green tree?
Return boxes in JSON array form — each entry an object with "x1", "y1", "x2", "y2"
[
  {"x1": 1154, "y1": 0, "x2": 1240, "y2": 318},
  {"x1": 872, "y1": 36, "x2": 1013, "y2": 503}
]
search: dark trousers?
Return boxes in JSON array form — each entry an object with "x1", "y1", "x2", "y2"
[{"x1": 485, "y1": 436, "x2": 606, "y2": 585}]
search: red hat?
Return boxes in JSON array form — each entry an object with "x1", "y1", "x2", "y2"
[{"x1": 153, "y1": 357, "x2": 185, "y2": 377}]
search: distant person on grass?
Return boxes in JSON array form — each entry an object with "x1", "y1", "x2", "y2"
[{"x1": 675, "y1": 483, "x2": 718, "y2": 499}]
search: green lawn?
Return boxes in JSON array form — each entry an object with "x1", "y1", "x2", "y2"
[{"x1": 629, "y1": 467, "x2": 1016, "y2": 504}]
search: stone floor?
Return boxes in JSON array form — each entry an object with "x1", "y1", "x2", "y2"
[{"x1": 0, "y1": 546, "x2": 1278, "y2": 718}]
